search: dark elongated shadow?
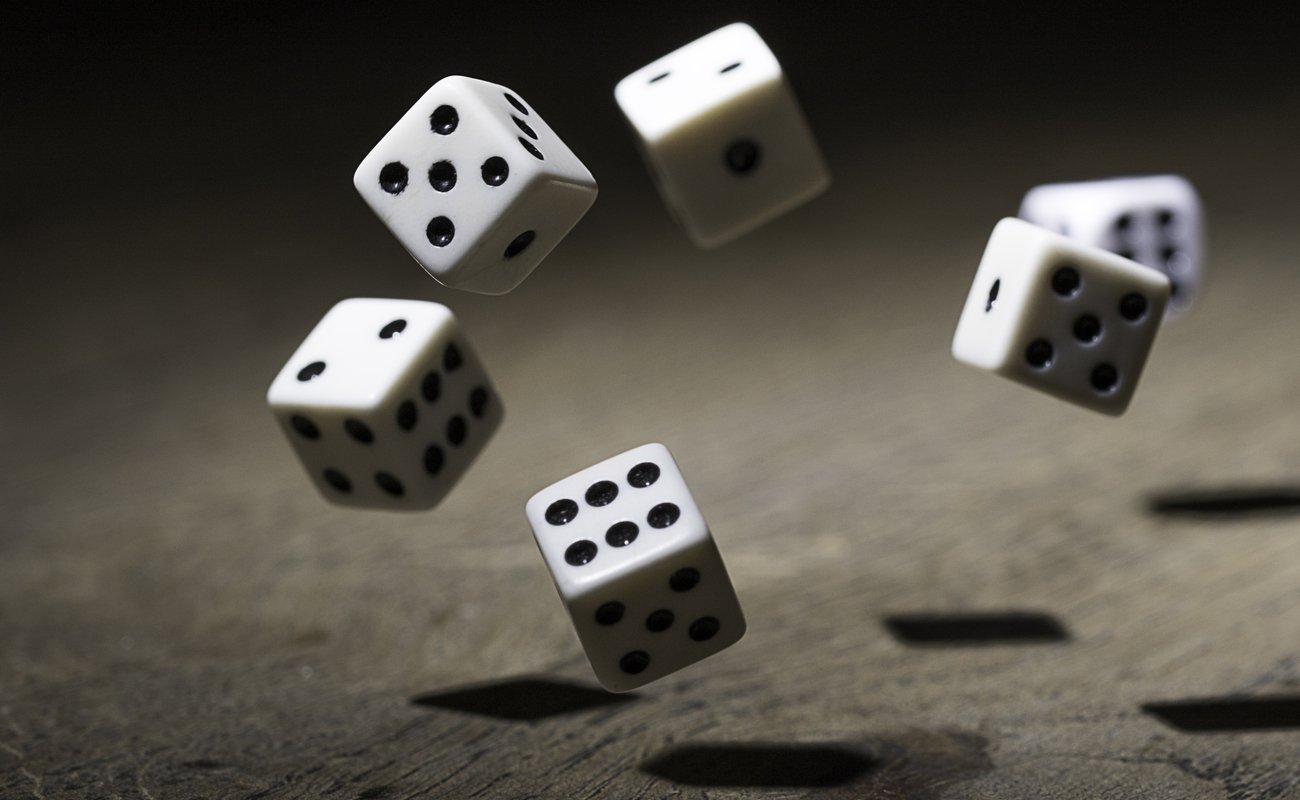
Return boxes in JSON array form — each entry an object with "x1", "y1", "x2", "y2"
[
  {"x1": 884, "y1": 611, "x2": 1069, "y2": 646},
  {"x1": 410, "y1": 676, "x2": 635, "y2": 722},
  {"x1": 640, "y1": 742, "x2": 877, "y2": 788},
  {"x1": 1142, "y1": 695, "x2": 1300, "y2": 732},
  {"x1": 1147, "y1": 485, "x2": 1300, "y2": 517}
]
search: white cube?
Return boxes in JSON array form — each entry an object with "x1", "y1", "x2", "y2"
[
  {"x1": 1019, "y1": 175, "x2": 1204, "y2": 315},
  {"x1": 525, "y1": 444, "x2": 746, "y2": 692},
  {"x1": 952, "y1": 218, "x2": 1171, "y2": 416},
  {"x1": 355, "y1": 76, "x2": 598, "y2": 295},
  {"x1": 614, "y1": 23, "x2": 830, "y2": 249},
  {"x1": 267, "y1": 298, "x2": 503, "y2": 510}
]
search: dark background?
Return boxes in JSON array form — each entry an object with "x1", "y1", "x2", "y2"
[{"x1": 2, "y1": 3, "x2": 1299, "y2": 798}]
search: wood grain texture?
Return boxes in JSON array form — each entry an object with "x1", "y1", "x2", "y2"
[{"x1": 3, "y1": 6, "x2": 1300, "y2": 796}]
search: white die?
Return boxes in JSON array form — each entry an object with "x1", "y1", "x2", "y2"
[
  {"x1": 354, "y1": 76, "x2": 598, "y2": 295},
  {"x1": 614, "y1": 23, "x2": 830, "y2": 249},
  {"x1": 525, "y1": 444, "x2": 746, "y2": 692},
  {"x1": 1018, "y1": 175, "x2": 1204, "y2": 315},
  {"x1": 952, "y1": 218, "x2": 1171, "y2": 416},
  {"x1": 267, "y1": 298, "x2": 503, "y2": 510}
]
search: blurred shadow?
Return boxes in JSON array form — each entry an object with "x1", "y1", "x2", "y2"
[
  {"x1": 1147, "y1": 486, "x2": 1300, "y2": 518},
  {"x1": 1142, "y1": 695, "x2": 1300, "y2": 732},
  {"x1": 640, "y1": 742, "x2": 877, "y2": 788},
  {"x1": 884, "y1": 612, "x2": 1070, "y2": 646},
  {"x1": 410, "y1": 676, "x2": 635, "y2": 722}
]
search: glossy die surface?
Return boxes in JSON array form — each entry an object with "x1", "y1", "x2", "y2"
[
  {"x1": 355, "y1": 76, "x2": 598, "y2": 295},
  {"x1": 952, "y1": 218, "x2": 1171, "y2": 416},
  {"x1": 1019, "y1": 175, "x2": 1204, "y2": 315},
  {"x1": 267, "y1": 298, "x2": 502, "y2": 510},
  {"x1": 525, "y1": 444, "x2": 745, "y2": 692},
  {"x1": 614, "y1": 23, "x2": 829, "y2": 249}
]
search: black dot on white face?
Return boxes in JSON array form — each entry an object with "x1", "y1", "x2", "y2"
[
  {"x1": 375, "y1": 472, "x2": 405, "y2": 497},
  {"x1": 546, "y1": 499, "x2": 578, "y2": 525},
  {"x1": 379, "y1": 319, "x2": 407, "y2": 339},
  {"x1": 504, "y1": 92, "x2": 529, "y2": 115},
  {"x1": 1090, "y1": 363, "x2": 1119, "y2": 393},
  {"x1": 565, "y1": 540, "x2": 598, "y2": 566},
  {"x1": 1117, "y1": 250, "x2": 1135, "y2": 261},
  {"x1": 424, "y1": 444, "x2": 444, "y2": 475},
  {"x1": 985, "y1": 278, "x2": 1000, "y2": 313},
  {"x1": 518, "y1": 137, "x2": 544, "y2": 160},
  {"x1": 396, "y1": 400, "x2": 417, "y2": 431},
  {"x1": 428, "y1": 161, "x2": 456, "y2": 193},
  {"x1": 290, "y1": 414, "x2": 320, "y2": 439},
  {"x1": 446, "y1": 415, "x2": 467, "y2": 446},
  {"x1": 426, "y1": 216, "x2": 455, "y2": 247},
  {"x1": 586, "y1": 481, "x2": 619, "y2": 507},
  {"x1": 627, "y1": 462, "x2": 660, "y2": 488},
  {"x1": 1051, "y1": 266, "x2": 1081, "y2": 297},
  {"x1": 1114, "y1": 213, "x2": 1133, "y2": 233},
  {"x1": 1025, "y1": 339, "x2": 1054, "y2": 370},
  {"x1": 504, "y1": 231, "x2": 535, "y2": 259},
  {"x1": 421, "y1": 371, "x2": 441, "y2": 403},
  {"x1": 619, "y1": 650, "x2": 650, "y2": 675},
  {"x1": 669, "y1": 567, "x2": 700, "y2": 592},
  {"x1": 724, "y1": 139, "x2": 761, "y2": 174},
  {"x1": 297, "y1": 361, "x2": 326, "y2": 381},
  {"x1": 720, "y1": 61, "x2": 742, "y2": 73},
  {"x1": 443, "y1": 343, "x2": 463, "y2": 371},
  {"x1": 481, "y1": 156, "x2": 509, "y2": 187},
  {"x1": 379, "y1": 162, "x2": 409, "y2": 194},
  {"x1": 649, "y1": 71, "x2": 670, "y2": 83},
  {"x1": 1158, "y1": 209, "x2": 1176, "y2": 227},
  {"x1": 345, "y1": 419, "x2": 374, "y2": 444},
  {"x1": 1073, "y1": 315, "x2": 1102, "y2": 344},
  {"x1": 513, "y1": 116, "x2": 538, "y2": 140},
  {"x1": 645, "y1": 609, "x2": 674, "y2": 632},
  {"x1": 605, "y1": 521, "x2": 639, "y2": 547},
  {"x1": 595, "y1": 601, "x2": 624, "y2": 625},
  {"x1": 1161, "y1": 246, "x2": 1178, "y2": 264},
  {"x1": 469, "y1": 387, "x2": 488, "y2": 418},
  {"x1": 689, "y1": 617, "x2": 720, "y2": 641},
  {"x1": 430, "y1": 104, "x2": 459, "y2": 134},
  {"x1": 647, "y1": 502, "x2": 680, "y2": 529},
  {"x1": 323, "y1": 468, "x2": 351, "y2": 493},
  {"x1": 1119, "y1": 292, "x2": 1149, "y2": 321}
]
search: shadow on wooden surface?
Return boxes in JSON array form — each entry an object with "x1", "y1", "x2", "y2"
[
  {"x1": 883, "y1": 612, "x2": 1070, "y2": 646},
  {"x1": 1146, "y1": 485, "x2": 1300, "y2": 518},
  {"x1": 1143, "y1": 695, "x2": 1300, "y2": 732},
  {"x1": 640, "y1": 742, "x2": 878, "y2": 788},
  {"x1": 411, "y1": 675, "x2": 636, "y2": 721}
]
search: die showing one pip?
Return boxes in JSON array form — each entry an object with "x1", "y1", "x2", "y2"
[
  {"x1": 952, "y1": 218, "x2": 1171, "y2": 416},
  {"x1": 267, "y1": 298, "x2": 503, "y2": 510},
  {"x1": 355, "y1": 76, "x2": 598, "y2": 295},
  {"x1": 614, "y1": 23, "x2": 830, "y2": 249},
  {"x1": 1019, "y1": 175, "x2": 1204, "y2": 315},
  {"x1": 525, "y1": 444, "x2": 745, "y2": 692}
]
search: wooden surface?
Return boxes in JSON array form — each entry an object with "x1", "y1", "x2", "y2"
[{"x1": 4, "y1": 6, "x2": 1300, "y2": 797}]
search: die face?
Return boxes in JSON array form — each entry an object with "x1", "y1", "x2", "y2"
[
  {"x1": 525, "y1": 443, "x2": 710, "y2": 597},
  {"x1": 268, "y1": 299, "x2": 503, "y2": 510},
  {"x1": 953, "y1": 218, "x2": 1171, "y2": 416},
  {"x1": 569, "y1": 538, "x2": 745, "y2": 692},
  {"x1": 1019, "y1": 176, "x2": 1203, "y2": 314},
  {"x1": 615, "y1": 24, "x2": 830, "y2": 249},
  {"x1": 354, "y1": 76, "x2": 597, "y2": 295}
]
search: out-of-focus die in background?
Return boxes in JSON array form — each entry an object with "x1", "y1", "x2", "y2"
[
  {"x1": 1019, "y1": 175, "x2": 1204, "y2": 315},
  {"x1": 355, "y1": 77, "x2": 598, "y2": 295},
  {"x1": 267, "y1": 298, "x2": 502, "y2": 510},
  {"x1": 525, "y1": 443, "x2": 745, "y2": 692},
  {"x1": 615, "y1": 23, "x2": 830, "y2": 249},
  {"x1": 952, "y1": 218, "x2": 1171, "y2": 416}
]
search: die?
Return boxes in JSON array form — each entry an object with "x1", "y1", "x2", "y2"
[
  {"x1": 1018, "y1": 175, "x2": 1204, "y2": 315},
  {"x1": 267, "y1": 298, "x2": 503, "y2": 510},
  {"x1": 354, "y1": 76, "x2": 598, "y2": 295},
  {"x1": 525, "y1": 444, "x2": 745, "y2": 692},
  {"x1": 614, "y1": 23, "x2": 830, "y2": 249},
  {"x1": 952, "y1": 218, "x2": 1171, "y2": 416}
]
